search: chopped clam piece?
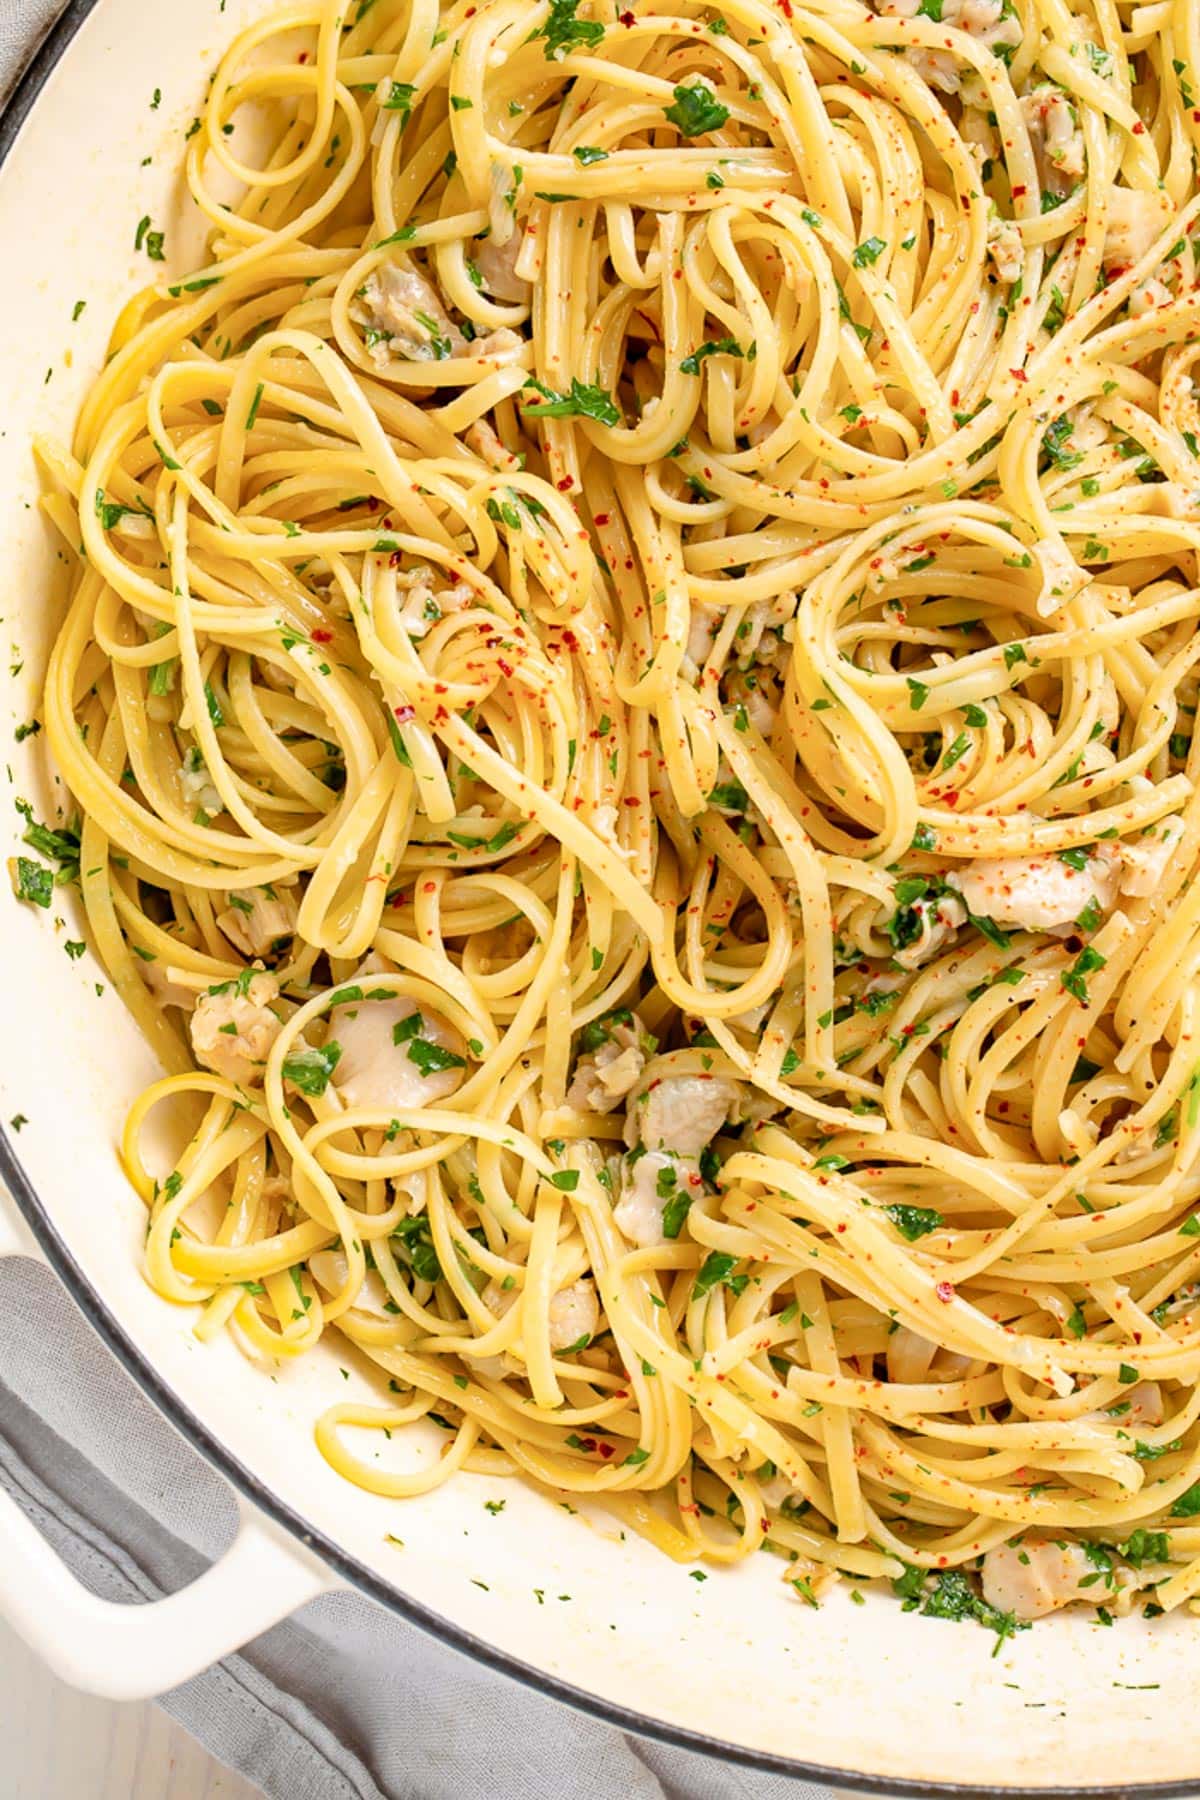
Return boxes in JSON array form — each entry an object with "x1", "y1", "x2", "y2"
[
  {"x1": 1117, "y1": 818, "x2": 1184, "y2": 898},
  {"x1": 987, "y1": 210, "x2": 1024, "y2": 283},
  {"x1": 483, "y1": 1275, "x2": 601, "y2": 1350},
  {"x1": 981, "y1": 1539, "x2": 1104, "y2": 1620},
  {"x1": 218, "y1": 885, "x2": 298, "y2": 958},
  {"x1": 1021, "y1": 86, "x2": 1084, "y2": 199},
  {"x1": 1103, "y1": 186, "x2": 1174, "y2": 267},
  {"x1": 352, "y1": 261, "x2": 464, "y2": 367},
  {"x1": 613, "y1": 1149, "x2": 702, "y2": 1247},
  {"x1": 548, "y1": 1278, "x2": 600, "y2": 1350},
  {"x1": 626, "y1": 1074, "x2": 740, "y2": 1157},
  {"x1": 567, "y1": 1014, "x2": 648, "y2": 1113},
  {"x1": 948, "y1": 849, "x2": 1118, "y2": 932},
  {"x1": 472, "y1": 232, "x2": 532, "y2": 303},
  {"x1": 190, "y1": 972, "x2": 281, "y2": 1086},
  {"x1": 331, "y1": 992, "x2": 467, "y2": 1111},
  {"x1": 892, "y1": 896, "x2": 967, "y2": 970}
]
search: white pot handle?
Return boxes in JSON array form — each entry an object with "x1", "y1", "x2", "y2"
[
  {"x1": 0, "y1": 1184, "x2": 338, "y2": 1700},
  {"x1": 0, "y1": 1486, "x2": 334, "y2": 1700}
]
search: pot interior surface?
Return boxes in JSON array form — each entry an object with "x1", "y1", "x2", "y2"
[{"x1": 1, "y1": 2, "x2": 1196, "y2": 1787}]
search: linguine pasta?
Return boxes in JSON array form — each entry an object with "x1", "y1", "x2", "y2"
[{"x1": 23, "y1": 0, "x2": 1200, "y2": 1626}]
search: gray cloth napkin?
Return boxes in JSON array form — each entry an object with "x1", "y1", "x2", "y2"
[
  {"x1": 0, "y1": 6, "x2": 829, "y2": 1795},
  {"x1": 0, "y1": 1262, "x2": 825, "y2": 1800}
]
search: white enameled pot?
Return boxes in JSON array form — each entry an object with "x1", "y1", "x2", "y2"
[{"x1": 0, "y1": 3, "x2": 1196, "y2": 1787}]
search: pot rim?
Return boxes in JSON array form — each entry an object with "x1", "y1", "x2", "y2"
[{"x1": 1, "y1": 8, "x2": 1195, "y2": 1793}]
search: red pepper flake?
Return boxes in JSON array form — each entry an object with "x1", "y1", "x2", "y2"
[
  {"x1": 1010, "y1": 368, "x2": 1028, "y2": 383},
  {"x1": 393, "y1": 705, "x2": 416, "y2": 725},
  {"x1": 619, "y1": 8, "x2": 635, "y2": 20},
  {"x1": 1011, "y1": 185, "x2": 1027, "y2": 198},
  {"x1": 556, "y1": 477, "x2": 574, "y2": 492},
  {"x1": 936, "y1": 1281, "x2": 955, "y2": 1304},
  {"x1": 311, "y1": 627, "x2": 333, "y2": 643}
]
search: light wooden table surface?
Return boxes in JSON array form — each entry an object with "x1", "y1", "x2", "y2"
[{"x1": 0, "y1": 1612, "x2": 264, "y2": 1800}]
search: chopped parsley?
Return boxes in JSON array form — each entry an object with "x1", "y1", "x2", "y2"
[
  {"x1": 893, "y1": 1564, "x2": 1024, "y2": 1652},
  {"x1": 282, "y1": 1041, "x2": 343, "y2": 1096},
  {"x1": 664, "y1": 81, "x2": 729, "y2": 136},
  {"x1": 392, "y1": 1214, "x2": 442, "y2": 1284},
  {"x1": 522, "y1": 376, "x2": 619, "y2": 425},
  {"x1": 1061, "y1": 944, "x2": 1106, "y2": 1005},
  {"x1": 10, "y1": 856, "x2": 52, "y2": 908},
  {"x1": 15, "y1": 801, "x2": 80, "y2": 884},
  {"x1": 1042, "y1": 414, "x2": 1083, "y2": 471},
  {"x1": 406, "y1": 1036, "x2": 467, "y2": 1076},
  {"x1": 380, "y1": 81, "x2": 416, "y2": 122},
  {"x1": 885, "y1": 1204, "x2": 944, "y2": 1241},
  {"x1": 537, "y1": 0, "x2": 605, "y2": 59},
  {"x1": 134, "y1": 214, "x2": 166, "y2": 261},
  {"x1": 852, "y1": 236, "x2": 886, "y2": 267},
  {"x1": 884, "y1": 874, "x2": 947, "y2": 952},
  {"x1": 680, "y1": 337, "x2": 743, "y2": 375},
  {"x1": 693, "y1": 1251, "x2": 744, "y2": 1299}
]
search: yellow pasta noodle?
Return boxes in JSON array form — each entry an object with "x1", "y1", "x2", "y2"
[{"x1": 22, "y1": 0, "x2": 1200, "y2": 1631}]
